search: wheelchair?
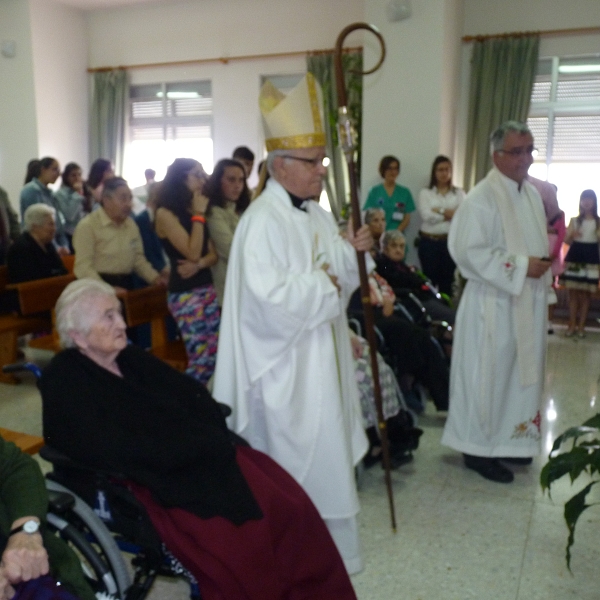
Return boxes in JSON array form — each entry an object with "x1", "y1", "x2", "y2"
[
  {"x1": 347, "y1": 286, "x2": 451, "y2": 413},
  {"x1": 4, "y1": 362, "x2": 200, "y2": 600}
]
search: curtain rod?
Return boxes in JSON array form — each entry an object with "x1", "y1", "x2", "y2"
[
  {"x1": 87, "y1": 45, "x2": 362, "y2": 73},
  {"x1": 462, "y1": 25, "x2": 600, "y2": 43}
]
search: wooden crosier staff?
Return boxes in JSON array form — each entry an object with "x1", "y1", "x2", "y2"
[{"x1": 333, "y1": 23, "x2": 396, "y2": 532}]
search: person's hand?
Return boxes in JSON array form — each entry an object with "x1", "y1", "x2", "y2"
[
  {"x1": 346, "y1": 222, "x2": 373, "y2": 253},
  {"x1": 152, "y1": 273, "x2": 168, "y2": 287},
  {"x1": 73, "y1": 181, "x2": 84, "y2": 195},
  {"x1": 382, "y1": 296, "x2": 395, "y2": 317},
  {"x1": 113, "y1": 286, "x2": 128, "y2": 296},
  {"x1": 191, "y1": 192, "x2": 209, "y2": 215},
  {"x1": 0, "y1": 567, "x2": 15, "y2": 600},
  {"x1": 350, "y1": 335, "x2": 363, "y2": 360},
  {"x1": 573, "y1": 228, "x2": 582, "y2": 239},
  {"x1": 320, "y1": 263, "x2": 340, "y2": 294},
  {"x1": 527, "y1": 257, "x2": 551, "y2": 279},
  {"x1": 442, "y1": 208, "x2": 455, "y2": 221},
  {"x1": 1, "y1": 528, "x2": 49, "y2": 586},
  {"x1": 56, "y1": 246, "x2": 70, "y2": 256},
  {"x1": 177, "y1": 259, "x2": 201, "y2": 279}
]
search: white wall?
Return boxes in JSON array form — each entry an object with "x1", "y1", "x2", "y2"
[
  {"x1": 362, "y1": 0, "x2": 464, "y2": 264},
  {"x1": 86, "y1": 0, "x2": 365, "y2": 67},
  {"x1": 463, "y1": 0, "x2": 600, "y2": 58},
  {"x1": 0, "y1": 0, "x2": 39, "y2": 207},
  {"x1": 86, "y1": 0, "x2": 365, "y2": 187},
  {"x1": 29, "y1": 0, "x2": 88, "y2": 174}
]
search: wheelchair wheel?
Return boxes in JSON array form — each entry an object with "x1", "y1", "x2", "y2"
[{"x1": 46, "y1": 479, "x2": 132, "y2": 599}]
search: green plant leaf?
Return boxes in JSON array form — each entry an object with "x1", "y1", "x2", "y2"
[
  {"x1": 582, "y1": 414, "x2": 600, "y2": 429},
  {"x1": 551, "y1": 426, "x2": 599, "y2": 454},
  {"x1": 564, "y1": 481, "x2": 599, "y2": 571},
  {"x1": 540, "y1": 447, "x2": 593, "y2": 491}
]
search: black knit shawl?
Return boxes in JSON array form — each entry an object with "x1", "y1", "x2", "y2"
[{"x1": 40, "y1": 346, "x2": 262, "y2": 525}]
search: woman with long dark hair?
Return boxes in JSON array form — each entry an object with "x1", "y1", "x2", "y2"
[
  {"x1": 155, "y1": 158, "x2": 219, "y2": 385},
  {"x1": 85, "y1": 158, "x2": 114, "y2": 212},
  {"x1": 562, "y1": 189, "x2": 600, "y2": 337},
  {"x1": 205, "y1": 159, "x2": 250, "y2": 305},
  {"x1": 417, "y1": 155, "x2": 465, "y2": 295},
  {"x1": 55, "y1": 163, "x2": 86, "y2": 249}
]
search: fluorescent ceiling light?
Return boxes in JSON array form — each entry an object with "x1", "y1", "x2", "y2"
[
  {"x1": 156, "y1": 92, "x2": 200, "y2": 99},
  {"x1": 558, "y1": 64, "x2": 600, "y2": 74}
]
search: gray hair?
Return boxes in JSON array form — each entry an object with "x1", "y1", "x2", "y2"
[
  {"x1": 364, "y1": 207, "x2": 385, "y2": 225},
  {"x1": 23, "y1": 203, "x2": 55, "y2": 231},
  {"x1": 489, "y1": 121, "x2": 532, "y2": 154},
  {"x1": 101, "y1": 176, "x2": 129, "y2": 200},
  {"x1": 266, "y1": 150, "x2": 289, "y2": 177},
  {"x1": 382, "y1": 229, "x2": 406, "y2": 249},
  {"x1": 55, "y1": 278, "x2": 117, "y2": 349}
]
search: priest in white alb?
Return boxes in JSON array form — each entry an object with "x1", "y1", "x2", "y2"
[
  {"x1": 212, "y1": 73, "x2": 370, "y2": 574},
  {"x1": 441, "y1": 121, "x2": 553, "y2": 484}
]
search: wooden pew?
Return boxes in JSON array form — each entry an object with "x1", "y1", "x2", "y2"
[
  {"x1": 120, "y1": 286, "x2": 188, "y2": 372},
  {"x1": 61, "y1": 254, "x2": 75, "y2": 274},
  {"x1": 0, "y1": 271, "x2": 75, "y2": 383},
  {"x1": 0, "y1": 428, "x2": 44, "y2": 455}
]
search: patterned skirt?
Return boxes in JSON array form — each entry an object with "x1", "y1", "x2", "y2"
[
  {"x1": 561, "y1": 242, "x2": 600, "y2": 292},
  {"x1": 168, "y1": 284, "x2": 220, "y2": 386}
]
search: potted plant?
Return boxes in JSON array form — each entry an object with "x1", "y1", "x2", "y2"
[{"x1": 540, "y1": 413, "x2": 600, "y2": 570}]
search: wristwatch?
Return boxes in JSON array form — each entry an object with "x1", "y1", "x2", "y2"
[{"x1": 9, "y1": 519, "x2": 41, "y2": 536}]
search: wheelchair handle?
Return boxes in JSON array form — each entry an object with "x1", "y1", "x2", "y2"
[{"x1": 2, "y1": 362, "x2": 42, "y2": 379}]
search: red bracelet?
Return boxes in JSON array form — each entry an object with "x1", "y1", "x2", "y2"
[{"x1": 191, "y1": 215, "x2": 206, "y2": 224}]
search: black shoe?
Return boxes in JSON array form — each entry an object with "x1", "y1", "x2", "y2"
[
  {"x1": 499, "y1": 457, "x2": 533, "y2": 465},
  {"x1": 463, "y1": 454, "x2": 514, "y2": 483},
  {"x1": 389, "y1": 450, "x2": 413, "y2": 469},
  {"x1": 363, "y1": 449, "x2": 382, "y2": 469}
]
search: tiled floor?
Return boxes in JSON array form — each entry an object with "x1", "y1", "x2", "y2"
[{"x1": 1, "y1": 327, "x2": 598, "y2": 599}]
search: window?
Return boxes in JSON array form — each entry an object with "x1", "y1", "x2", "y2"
[
  {"x1": 123, "y1": 81, "x2": 214, "y2": 188},
  {"x1": 527, "y1": 57, "x2": 600, "y2": 219}
]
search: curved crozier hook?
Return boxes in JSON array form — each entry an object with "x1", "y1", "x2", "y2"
[{"x1": 333, "y1": 22, "x2": 386, "y2": 107}]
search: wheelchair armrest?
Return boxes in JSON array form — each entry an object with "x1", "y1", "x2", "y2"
[
  {"x1": 348, "y1": 317, "x2": 363, "y2": 337},
  {"x1": 40, "y1": 445, "x2": 83, "y2": 469},
  {"x1": 392, "y1": 287, "x2": 414, "y2": 298},
  {"x1": 47, "y1": 490, "x2": 75, "y2": 514},
  {"x1": 41, "y1": 445, "x2": 128, "y2": 481}
]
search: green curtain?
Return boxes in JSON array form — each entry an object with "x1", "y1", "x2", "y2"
[
  {"x1": 307, "y1": 51, "x2": 363, "y2": 219},
  {"x1": 464, "y1": 35, "x2": 540, "y2": 190},
  {"x1": 89, "y1": 69, "x2": 128, "y2": 175}
]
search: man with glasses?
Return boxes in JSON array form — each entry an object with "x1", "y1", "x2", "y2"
[
  {"x1": 213, "y1": 73, "x2": 371, "y2": 575},
  {"x1": 441, "y1": 121, "x2": 552, "y2": 483}
]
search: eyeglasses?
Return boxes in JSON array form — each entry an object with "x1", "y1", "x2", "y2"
[
  {"x1": 280, "y1": 155, "x2": 330, "y2": 168},
  {"x1": 497, "y1": 146, "x2": 538, "y2": 157}
]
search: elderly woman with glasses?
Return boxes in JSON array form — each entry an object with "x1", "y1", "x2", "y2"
[
  {"x1": 40, "y1": 278, "x2": 357, "y2": 600},
  {"x1": 155, "y1": 158, "x2": 219, "y2": 385}
]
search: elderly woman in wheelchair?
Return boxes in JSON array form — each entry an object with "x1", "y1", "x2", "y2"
[
  {"x1": 40, "y1": 278, "x2": 357, "y2": 600},
  {"x1": 375, "y1": 230, "x2": 456, "y2": 326}
]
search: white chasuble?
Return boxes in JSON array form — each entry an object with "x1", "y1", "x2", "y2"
[
  {"x1": 213, "y1": 179, "x2": 368, "y2": 521},
  {"x1": 441, "y1": 168, "x2": 550, "y2": 457}
]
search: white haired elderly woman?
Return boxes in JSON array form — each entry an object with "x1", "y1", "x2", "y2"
[
  {"x1": 6, "y1": 203, "x2": 67, "y2": 284},
  {"x1": 40, "y1": 279, "x2": 357, "y2": 600},
  {"x1": 375, "y1": 229, "x2": 456, "y2": 325},
  {"x1": 364, "y1": 207, "x2": 386, "y2": 257}
]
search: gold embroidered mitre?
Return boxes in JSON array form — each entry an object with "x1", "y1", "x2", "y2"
[{"x1": 259, "y1": 72, "x2": 326, "y2": 151}]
